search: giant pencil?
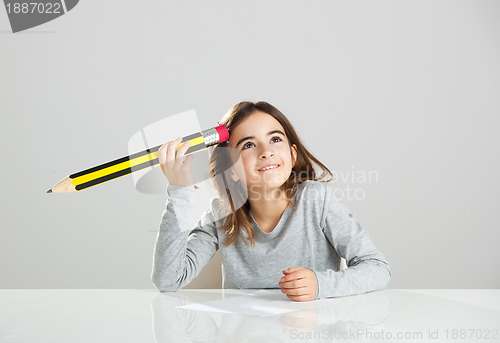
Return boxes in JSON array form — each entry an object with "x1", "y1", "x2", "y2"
[{"x1": 48, "y1": 124, "x2": 229, "y2": 193}]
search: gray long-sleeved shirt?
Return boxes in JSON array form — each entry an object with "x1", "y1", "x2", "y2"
[{"x1": 152, "y1": 180, "x2": 391, "y2": 299}]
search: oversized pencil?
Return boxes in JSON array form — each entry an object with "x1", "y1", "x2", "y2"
[{"x1": 48, "y1": 124, "x2": 229, "y2": 193}]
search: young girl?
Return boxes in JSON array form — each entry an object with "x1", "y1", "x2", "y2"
[{"x1": 152, "y1": 101, "x2": 391, "y2": 301}]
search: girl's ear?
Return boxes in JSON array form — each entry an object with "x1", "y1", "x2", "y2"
[{"x1": 291, "y1": 144, "x2": 298, "y2": 167}]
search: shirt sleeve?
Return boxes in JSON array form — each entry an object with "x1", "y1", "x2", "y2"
[
  {"x1": 313, "y1": 183, "x2": 391, "y2": 299},
  {"x1": 151, "y1": 184, "x2": 220, "y2": 292}
]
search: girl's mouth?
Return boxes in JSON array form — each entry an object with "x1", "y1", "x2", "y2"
[{"x1": 258, "y1": 164, "x2": 280, "y2": 172}]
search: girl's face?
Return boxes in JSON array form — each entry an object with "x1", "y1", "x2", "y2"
[{"x1": 229, "y1": 111, "x2": 297, "y2": 193}]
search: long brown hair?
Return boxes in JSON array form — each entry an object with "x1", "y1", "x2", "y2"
[{"x1": 209, "y1": 101, "x2": 333, "y2": 247}]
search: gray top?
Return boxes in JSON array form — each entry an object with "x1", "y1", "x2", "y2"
[{"x1": 152, "y1": 180, "x2": 391, "y2": 299}]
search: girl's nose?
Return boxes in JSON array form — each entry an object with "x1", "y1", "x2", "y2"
[{"x1": 260, "y1": 150, "x2": 274, "y2": 159}]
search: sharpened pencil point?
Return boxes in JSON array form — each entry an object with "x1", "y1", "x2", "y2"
[{"x1": 47, "y1": 189, "x2": 52, "y2": 193}]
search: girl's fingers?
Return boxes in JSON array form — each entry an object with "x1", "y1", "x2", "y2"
[
  {"x1": 158, "y1": 137, "x2": 194, "y2": 186},
  {"x1": 280, "y1": 278, "x2": 307, "y2": 289},
  {"x1": 183, "y1": 152, "x2": 194, "y2": 169},
  {"x1": 286, "y1": 294, "x2": 314, "y2": 302},
  {"x1": 283, "y1": 267, "x2": 304, "y2": 274},
  {"x1": 174, "y1": 140, "x2": 191, "y2": 168},
  {"x1": 158, "y1": 141, "x2": 171, "y2": 169},
  {"x1": 166, "y1": 137, "x2": 182, "y2": 163},
  {"x1": 281, "y1": 286, "x2": 309, "y2": 296}
]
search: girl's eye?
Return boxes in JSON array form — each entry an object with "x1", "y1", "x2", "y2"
[
  {"x1": 242, "y1": 142, "x2": 254, "y2": 150},
  {"x1": 242, "y1": 136, "x2": 282, "y2": 150}
]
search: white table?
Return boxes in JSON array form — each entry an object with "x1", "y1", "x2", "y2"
[{"x1": 1, "y1": 289, "x2": 499, "y2": 342}]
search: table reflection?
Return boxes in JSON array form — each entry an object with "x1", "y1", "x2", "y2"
[
  {"x1": 151, "y1": 290, "x2": 500, "y2": 342},
  {"x1": 151, "y1": 289, "x2": 390, "y2": 342}
]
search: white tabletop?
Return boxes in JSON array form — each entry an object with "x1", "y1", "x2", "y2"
[{"x1": 1, "y1": 289, "x2": 499, "y2": 342}]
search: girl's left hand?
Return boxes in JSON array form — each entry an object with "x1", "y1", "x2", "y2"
[{"x1": 278, "y1": 267, "x2": 317, "y2": 301}]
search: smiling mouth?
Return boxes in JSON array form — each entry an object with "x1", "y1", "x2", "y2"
[{"x1": 258, "y1": 165, "x2": 280, "y2": 172}]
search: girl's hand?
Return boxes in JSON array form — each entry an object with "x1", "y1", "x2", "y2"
[
  {"x1": 158, "y1": 137, "x2": 195, "y2": 188},
  {"x1": 278, "y1": 267, "x2": 317, "y2": 302}
]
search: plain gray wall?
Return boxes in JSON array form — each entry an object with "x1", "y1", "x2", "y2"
[{"x1": 1, "y1": 0, "x2": 499, "y2": 289}]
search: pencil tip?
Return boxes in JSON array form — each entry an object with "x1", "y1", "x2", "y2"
[{"x1": 47, "y1": 189, "x2": 52, "y2": 193}]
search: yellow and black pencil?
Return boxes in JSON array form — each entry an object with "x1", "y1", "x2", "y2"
[{"x1": 47, "y1": 124, "x2": 229, "y2": 193}]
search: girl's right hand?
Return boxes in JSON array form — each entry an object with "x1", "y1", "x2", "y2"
[{"x1": 158, "y1": 137, "x2": 196, "y2": 188}]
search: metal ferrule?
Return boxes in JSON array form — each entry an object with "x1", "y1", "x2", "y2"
[{"x1": 201, "y1": 127, "x2": 220, "y2": 147}]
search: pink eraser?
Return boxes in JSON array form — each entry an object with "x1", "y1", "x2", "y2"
[{"x1": 215, "y1": 124, "x2": 230, "y2": 143}]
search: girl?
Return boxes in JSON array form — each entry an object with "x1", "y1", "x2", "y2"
[{"x1": 152, "y1": 101, "x2": 390, "y2": 301}]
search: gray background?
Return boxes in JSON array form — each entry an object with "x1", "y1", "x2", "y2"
[{"x1": 1, "y1": 0, "x2": 499, "y2": 289}]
